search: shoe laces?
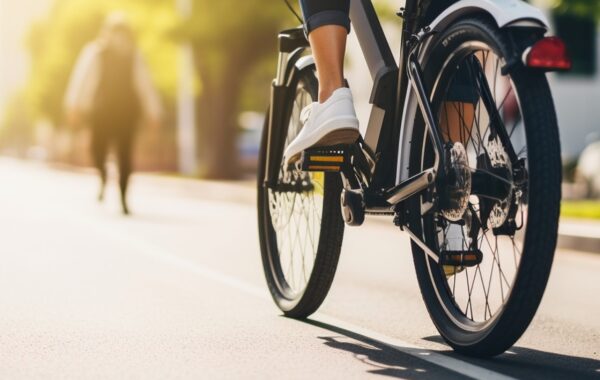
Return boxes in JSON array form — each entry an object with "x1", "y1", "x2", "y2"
[{"x1": 300, "y1": 103, "x2": 315, "y2": 126}]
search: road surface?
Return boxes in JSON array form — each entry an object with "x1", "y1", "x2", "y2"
[{"x1": 0, "y1": 159, "x2": 598, "y2": 379}]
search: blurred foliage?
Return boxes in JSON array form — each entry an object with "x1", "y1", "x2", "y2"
[
  {"x1": 529, "y1": 0, "x2": 600, "y2": 21},
  {"x1": 24, "y1": 0, "x2": 178, "y2": 126},
  {"x1": 550, "y1": 0, "x2": 600, "y2": 19},
  {"x1": 184, "y1": 0, "x2": 295, "y2": 178}
]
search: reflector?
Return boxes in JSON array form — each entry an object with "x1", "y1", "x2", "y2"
[{"x1": 525, "y1": 37, "x2": 572, "y2": 71}]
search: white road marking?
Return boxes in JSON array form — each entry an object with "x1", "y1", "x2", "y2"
[
  {"x1": 311, "y1": 314, "x2": 515, "y2": 380},
  {"x1": 89, "y1": 219, "x2": 516, "y2": 380}
]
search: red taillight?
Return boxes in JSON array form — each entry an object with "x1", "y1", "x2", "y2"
[{"x1": 524, "y1": 37, "x2": 572, "y2": 71}]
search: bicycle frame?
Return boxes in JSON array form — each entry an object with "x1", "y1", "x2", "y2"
[
  {"x1": 264, "y1": 0, "x2": 549, "y2": 216},
  {"x1": 260, "y1": 2, "x2": 561, "y2": 343}
]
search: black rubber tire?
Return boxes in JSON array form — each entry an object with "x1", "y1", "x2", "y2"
[
  {"x1": 257, "y1": 67, "x2": 345, "y2": 318},
  {"x1": 407, "y1": 17, "x2": 561, "y2": 357}
]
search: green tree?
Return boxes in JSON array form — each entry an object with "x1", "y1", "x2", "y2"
[
  {"x1": 186, "y1": 0, "x2": 295, "y2": 178},
  {"x1": 552, "y1": 0, "x2": 600, "y2": 19}
]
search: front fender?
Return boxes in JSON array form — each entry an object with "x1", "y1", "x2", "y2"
[
  {"x1": 286, "y1": 55, "x2": 315, "y2": 87},
  {"x1": 295, "y1": 55, "x2": 315, "y2": 72}
]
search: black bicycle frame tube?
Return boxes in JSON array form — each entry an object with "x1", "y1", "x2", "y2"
[
  {"x1": 349, "y1": 0, "x2": 429, "y2": 191},
  {"x1": 348, "y1": 0, "x2": 398, "y2": 190},
  {"x1": 470, "y1": 56, "x2": 520, "y2": 165}
]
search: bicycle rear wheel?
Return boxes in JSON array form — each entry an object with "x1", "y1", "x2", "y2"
[
  {"x1": 408, "y1": 17, "x2": 560, "y2": 356},
  {"x1": 257, "y1": 66, "x2": 345, "y2": 318}
]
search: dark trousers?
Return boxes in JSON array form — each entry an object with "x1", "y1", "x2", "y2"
[
  {"x1": 90, "y1": 123, "x2": 135, "y2": 204},
  {"x1": 299, "y1": 0, "x2": 351, "y2": 35},
  {"x1": 298, "y1": 0, "x2": 458, "y2": 35}
]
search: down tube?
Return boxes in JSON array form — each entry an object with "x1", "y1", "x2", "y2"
[{"x1": 350, "y1": 0, "x2": 399, "y2": 188}]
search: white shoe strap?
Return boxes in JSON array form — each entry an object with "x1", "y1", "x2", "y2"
[{"x1": 300, "y1": 104, "x2": 314, "y2": 126}]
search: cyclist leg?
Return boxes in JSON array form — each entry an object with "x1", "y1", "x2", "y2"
[
  {"x1": 299, "y1": 0, "x2": 350, "y2": 102},
  {"x1": 284, "y1": 0, "x2": 359, "y2": 166}
]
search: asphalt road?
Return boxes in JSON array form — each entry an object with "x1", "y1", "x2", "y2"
[{"x1": 0, "y1": 159, "x2": 598, "y2": 379}]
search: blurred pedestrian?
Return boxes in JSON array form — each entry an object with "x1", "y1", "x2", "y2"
[{"x1": 65, "y1": 12, "x2": 161, "y2": 215}]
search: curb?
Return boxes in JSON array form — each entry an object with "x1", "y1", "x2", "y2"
[
  {"x1": 557, "y1": 234, "x2": 600, "y2": 254},
  {"x1": 557, "y1": 220, "x2": 600, "y2": 254}
]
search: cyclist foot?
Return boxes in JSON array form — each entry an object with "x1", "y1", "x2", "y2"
[{"x1": 283, "y1": 87, "x2": 360, "y2": 167}]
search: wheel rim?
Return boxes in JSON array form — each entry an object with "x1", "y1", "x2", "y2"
[
  {"x1": 422, "y1": 42, "x2": 530, "y2": 330},
  {"x1": 267, "y1": 85, "x2": 325, "y2": 299}
]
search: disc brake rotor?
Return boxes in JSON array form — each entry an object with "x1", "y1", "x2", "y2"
[
  {"x1": 485, "y1": 137, "x2": 513, "y2": 228},
  {"x1": 440, "y1": 142, "x2": 472, "y2": 222}
]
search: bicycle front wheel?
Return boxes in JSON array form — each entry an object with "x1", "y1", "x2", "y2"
[
  {"x1": 257, "y1": 66, "x2": 345, "y2": 318},
  {"x1": 408, "y1": 17, "x2": 561, "y2": 356}
]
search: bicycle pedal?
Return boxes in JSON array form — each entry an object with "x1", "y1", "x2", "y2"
[
  {"x1": 300, "y1": 145, "x2": 353, "y2": 172},
  {"x1": 440, "y1": 249, "x2": 483, "y2": 267}
]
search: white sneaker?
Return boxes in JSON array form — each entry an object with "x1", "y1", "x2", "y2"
[{"x1": 283, "y1": 87, "x2": 360, "y2": 167}]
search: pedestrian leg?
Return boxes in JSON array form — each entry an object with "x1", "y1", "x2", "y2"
[
  {"x1": 91, "y1": 127, "x2": 109, "y2": 202},
  {"x1": 116, "y1": 132, "x2": 134, "y2": 215}
]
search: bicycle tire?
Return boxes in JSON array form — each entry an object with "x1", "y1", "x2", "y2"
[
  {"x1": 257, "y1": 66, "x2": 345, "y2": 318},
  {"x1": 407, "y1": 17, "x2": 561, "y2": 357}
]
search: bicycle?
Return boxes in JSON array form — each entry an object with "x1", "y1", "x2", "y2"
[{"x1": 257, "y1": 0, "x2": 570, "y2": 357}]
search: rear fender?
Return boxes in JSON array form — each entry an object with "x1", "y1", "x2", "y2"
[{"x1": 430, "y1": 0, "x2": 549, "y2": 32}]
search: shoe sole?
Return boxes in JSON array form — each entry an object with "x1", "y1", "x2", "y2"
[{"x1": 287, "y1": 128, "x2": 360, "y2": 165}]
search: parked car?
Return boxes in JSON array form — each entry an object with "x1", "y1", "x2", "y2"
[{"x1": 577, "y1": 140, "x2": 600, "y2": 198}]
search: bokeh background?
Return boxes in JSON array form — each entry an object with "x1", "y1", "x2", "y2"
[{"x1": 0, "y1": 0, "x2": 598, "y2": 215}]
